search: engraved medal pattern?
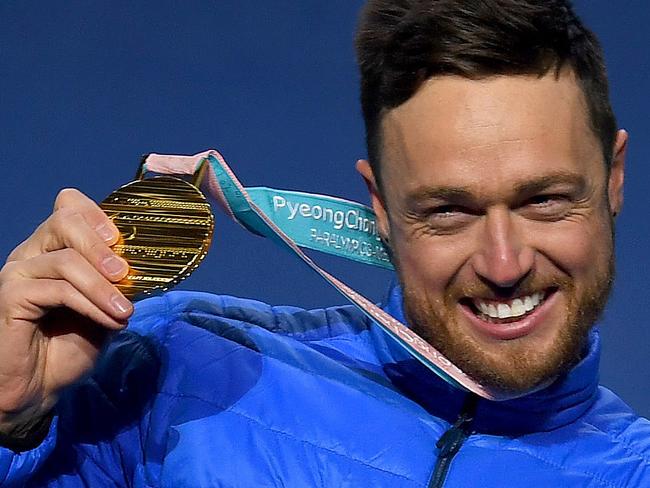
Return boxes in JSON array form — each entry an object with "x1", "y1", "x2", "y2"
[{"x1": 100, "y1": 176, "x2": 214, "y2": 299}]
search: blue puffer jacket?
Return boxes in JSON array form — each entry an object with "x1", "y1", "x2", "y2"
[{"x1": 1, "y1": 284, "x2": 649, "y2": 487}]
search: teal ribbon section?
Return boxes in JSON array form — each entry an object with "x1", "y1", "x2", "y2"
[{"x1": 208, "y1": 156, "x2": 393, "y2": 270}]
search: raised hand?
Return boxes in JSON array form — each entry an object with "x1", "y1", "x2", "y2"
[{"x1": 0, "y1": 188, "x2": 133, "y2": 439}]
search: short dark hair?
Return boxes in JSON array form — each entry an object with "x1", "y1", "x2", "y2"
[{"x1": 355, "y1": 0, "x2": 617, "y2": 183}]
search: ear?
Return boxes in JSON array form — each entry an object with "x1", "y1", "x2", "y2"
[
  {"x1": 356, "y1": 159, "x2": 391, "y2": 239},
  {"x1": 608, "y1": 129, "x2": 627, "y2": 217}
]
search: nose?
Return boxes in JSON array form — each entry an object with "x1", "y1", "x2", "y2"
[{"x1": 470, "y1": 207, "x2": 534, "y2": 288}]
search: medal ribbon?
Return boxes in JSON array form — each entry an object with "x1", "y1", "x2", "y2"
[{"x1": 143, "y1": 149, "x2": 511, "y2": 401}]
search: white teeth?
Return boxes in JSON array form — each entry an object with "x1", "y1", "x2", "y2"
[
  {"x1": 511, "y1": 298, "x2": 525, "y2": 316},
  {"x1": 473, "y1": 292, "x2": 546, "y2": 321},
  {"x1": 531, "y1": 292, "x2": 541, "y2": 307},
  {"x1": 523, "y1": 295, "x2": 534, "y2": 312},
  {"x1": 497, "y1": 303, "x2": 512, "y2": 319}
]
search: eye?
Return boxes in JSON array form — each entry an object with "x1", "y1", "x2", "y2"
[
  {"x1": 528, "y1": 194, "x2": 566, "y2": 207},
  {"x1": 422, "y1": 205, "x2": 477, "y2": 231},
  {"x1": 430, "y1": 205, "x2": 463, "y2": 218},
  {"x1": 523, "y1": 194, "x2": 572, "y2": 218}
]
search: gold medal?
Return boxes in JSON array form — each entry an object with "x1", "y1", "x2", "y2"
[{"x1": 100, "y1": 176, "x2": 214, "y2": 299}]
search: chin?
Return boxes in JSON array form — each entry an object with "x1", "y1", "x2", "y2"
[{"x1": 403, "y1": 289, "x2": 599, "y2": 394}]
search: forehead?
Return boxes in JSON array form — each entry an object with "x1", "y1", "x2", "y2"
[{"x1": 380, "y1": 71, "x2": 605, "y2": 199}]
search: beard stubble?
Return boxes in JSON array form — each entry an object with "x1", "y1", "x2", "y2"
[{"x1": 400, "y1": 255, "x2": 614, "y2": 394}]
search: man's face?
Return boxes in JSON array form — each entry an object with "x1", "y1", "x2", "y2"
[{"x1": 358, "y1": 70, "x2": 626, "y2": 393}]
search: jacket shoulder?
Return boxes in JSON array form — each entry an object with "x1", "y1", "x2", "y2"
[
  {"x1": 582, "y1": 386, "x2": 650, "y2": 463},
  {"x1": 124, "y1": 290, "x2": 382, "y2": 371},
  {"x1": 129, "y1": 290, "x2": 371, "y2": 341},
  {"x1": 509, "y1": 386, "x2": 650, "y2": 487}
]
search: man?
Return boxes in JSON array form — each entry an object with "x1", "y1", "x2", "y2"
[{"x1": 0, "y1": 0, "x2": 648, "y2": 486}]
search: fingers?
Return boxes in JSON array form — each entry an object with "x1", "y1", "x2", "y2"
[
  {"x1": 1, "y1": 249, "x2": 132, "y2": 326},
  {"x1": 0, "y1": 278, "x2": 129, "y2": 334},
  {"x1": 54, "y1": 188, "x2": 117, "y2": 240},
  {"x1": 8, "y1": 210, "x2": 128, "y2": 285},
  {"x1": 8, "y1": 188, "x2": 119, "y2": 263},
  {"x1": 1, "y1": 187, "x2": 133, "y2": 329}
]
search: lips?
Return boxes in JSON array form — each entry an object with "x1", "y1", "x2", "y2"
[{"x1": 459, "y1": 288, "x2": 559, "y2": 340}]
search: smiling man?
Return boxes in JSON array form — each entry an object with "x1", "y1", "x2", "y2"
[
  {"x1": 0, "y1": 1, "x2": 648, "y2": 487},
  {"x1": 357, "y1": 69, "x2": 623, "y2": 394}
]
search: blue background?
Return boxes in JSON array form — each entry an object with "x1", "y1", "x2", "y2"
[{"x1": 1, "y1": 1, "x2": 648, "y2": 417}]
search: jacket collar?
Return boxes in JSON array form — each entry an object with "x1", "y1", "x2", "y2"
[{"x1": 372, "y1": 281, "x2": 600, "y2": 435}]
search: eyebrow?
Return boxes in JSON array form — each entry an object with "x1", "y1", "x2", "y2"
[
  {"x1": 512, "y1": 172, "x2": 587, "y2": 196},
  {"x1": 406, "y1": 171, "x2": 588, "y2": 206}
]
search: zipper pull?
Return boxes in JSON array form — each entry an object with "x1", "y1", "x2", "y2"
[
  {"x1": 436, "y1": 412, "x2": 473, "y2": 458},
  {"x1": 428, "y1": 395, "x2": 479, "y2": 488}
]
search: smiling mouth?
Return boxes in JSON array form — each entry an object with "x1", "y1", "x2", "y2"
[{"x1": 462, "y1": 288, "x2": 558, "y2": 324}]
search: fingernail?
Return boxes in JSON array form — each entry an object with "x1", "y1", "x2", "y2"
[
  {"x1": 96, "y1": 223, "x2": 115, "y2": 242},
  {"x1": 102, "y1": 255, "x2": 126, "y2": 275},
  {"x1": 110, "y1": 293, "x2": 131, "y2": 314}
]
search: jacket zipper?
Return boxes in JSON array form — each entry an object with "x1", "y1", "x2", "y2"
[{"x1": 427, "y1": 395, "x2": 478, "y2": 488}]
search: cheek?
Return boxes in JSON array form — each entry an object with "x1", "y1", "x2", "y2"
[
  {"x1": 529, "y1": 218, "x2": 612, "y2": 278},
  {"x1": 391, "y1": 226, "x2": 472, "y2": 291}
]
